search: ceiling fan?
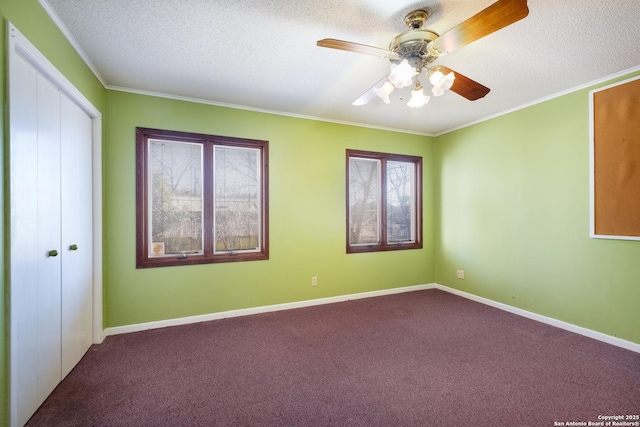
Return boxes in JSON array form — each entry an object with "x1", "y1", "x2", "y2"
[{"x1": 317, "y1": 0, "x2": 529, "y2": 107}]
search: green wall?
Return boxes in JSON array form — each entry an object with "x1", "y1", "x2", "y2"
[
  {"x1": 1, "y1": 1, "x2": 106, "y2": 424},
  {"x1": 104, "y1": 90, "x2": 435, "y2": 327},
  {"x1": 434, "y1": 71, "x2": 640, "y2": 344}
]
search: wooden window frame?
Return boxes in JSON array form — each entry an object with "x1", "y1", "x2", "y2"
[
  {"x1": 346, "y1": 149, "x2": 422, "y2": 254},
  {"x1": 136, "y1": 127, "x2": 269, "y2": 268}
]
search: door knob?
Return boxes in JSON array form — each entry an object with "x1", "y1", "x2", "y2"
[
  {"x1": 48, "y1": 250, "x2": 59, "y2": 257},
  {"x1": 69, "y1": 244, "x2": 78, "y2": 251}
]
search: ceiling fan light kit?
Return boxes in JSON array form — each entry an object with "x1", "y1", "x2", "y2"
[
  {"x1": 374, "y1": 81, "x2": 395, "y2": 104},
  {"x1": 407, "y1": 84, "x2": 431, "y2": 108},
  {"x1": 388, "y1": 59, "x2": 416, "y2": 89},
  {"x1": 317, "y1": 0, "x2": 529, "y2": 108},
  {"x1": 429, "y1": 68, "x2": 456, "y2": 96}
]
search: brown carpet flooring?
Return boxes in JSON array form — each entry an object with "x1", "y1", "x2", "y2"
[{"x1": 26, "y1": 289, "x2": 640, "y2": 426}]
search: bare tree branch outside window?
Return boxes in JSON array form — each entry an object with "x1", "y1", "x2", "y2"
[
  {"x1": 214, "y1": 146, "x2": 260, "y2": 253},
  {"x1": 349, "y1": 158, "x2": 379, "y2": 245},
  {"x1": 150, "y1": 140, "x2": 203, "y2": 256},
  {"x1": 386, "y1": 161, "x2": 415, "y2": 243}
]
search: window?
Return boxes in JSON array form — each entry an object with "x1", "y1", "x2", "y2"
[
  {"x1": 347, "y1": 149, "x2": 422, "y2": 253},
  {"x1": 136, "y1": 127, "x2": 268, "y2": 268}
]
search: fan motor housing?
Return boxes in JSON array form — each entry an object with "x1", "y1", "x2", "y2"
[{"x1": 389, "y1": 29, "x2": 439, "y2": 60}]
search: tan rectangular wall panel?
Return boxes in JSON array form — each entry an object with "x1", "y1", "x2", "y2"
[{"x1": 592, "y1": 77, "x2": 640, "y2": 238}]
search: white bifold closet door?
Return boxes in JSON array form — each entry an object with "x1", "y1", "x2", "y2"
[
  {"x1": 10, "y1": 42, "x2": 93, "y2": 426},
  {"x1": 60, "y1": 84, "x2": 94, "y2": 378}
]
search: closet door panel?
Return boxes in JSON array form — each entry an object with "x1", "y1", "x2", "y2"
[
  {"x1": 60, "y1": 93, "x2": 94, "y2": 377},
  {"x1": 10, "y1": 50, "x2": 41, "y2": 426},
  {"x1": 35, "y1": 74, "x2": 63, "y2": 405}
]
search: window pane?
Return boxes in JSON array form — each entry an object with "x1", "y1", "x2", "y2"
[
  {"x1": 349, "y1": 158, "x2": 380, "y2": 245},
  {"x1": 387, "y1": 160, "x2": 415, "y2": 243},
  {"x1": 214, "y1": 146, "x2": 261, "y2": 253},
  {"x1": 149, "y1": 140, "x2": 203, "y2": 256}
]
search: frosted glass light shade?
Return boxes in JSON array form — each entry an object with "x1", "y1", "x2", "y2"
[
  {"x1": 429, "y1": 70, "x2": 455, "y2": 96},
  {"x1": 388, "y1": 59, "x2": 416, "y2": 89},
  {"x1": 374, "y1": 81, "x2": 395, "y2": 103},
  {"x1": 407, "y1": 87, "x2": 430, "y2": 108}
]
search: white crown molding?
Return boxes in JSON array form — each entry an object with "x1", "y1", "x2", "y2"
[
  {"x1": 105, "y1": 84, "x2": 435, "y2": 137},
  {"x1": 38, "y1": 0, "x2": 108, "y2": 87},
  {"x1": 106, "y1": 64, "x2": 640, "y2": 138},
  {"x1": 434, "y1": 64, "x2": 640, "y2": 136}
]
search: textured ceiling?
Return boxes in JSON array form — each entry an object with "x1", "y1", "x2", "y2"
[{"x1": 41, "y1": 0, "x2": 640, "y2": 135}]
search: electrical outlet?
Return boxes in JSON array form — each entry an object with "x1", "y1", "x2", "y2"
[
  {"x1": 456, "y1": 270, "x2": 465, "y2": 280},
  {"x1": 311, "y1": 276, "x2": 317, "y2": 287}
]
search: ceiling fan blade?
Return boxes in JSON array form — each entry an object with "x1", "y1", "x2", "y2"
[
  {"x1": 317, "y1": 39, "x2": 399, "y2": 60},
  {"x1": 430, "y1": 0, "x2": 529, "y2": 55},
  {"x1": 438, "y1": 66, "x2": 490, "y2": 101},
  {"x1": 352, "y1": 77, "x2": 389, "y2": 106}
]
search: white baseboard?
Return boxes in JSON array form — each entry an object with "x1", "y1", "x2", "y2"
[
  {"x1": 103, "y1": 283, "x2": 437, "y2": 336},
  {"x1": 434, "y1": 284, "x2": 640, "y2": 354},
  {"x1": 103, "y1": 282, "x2": 640, "y2": 354}
]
